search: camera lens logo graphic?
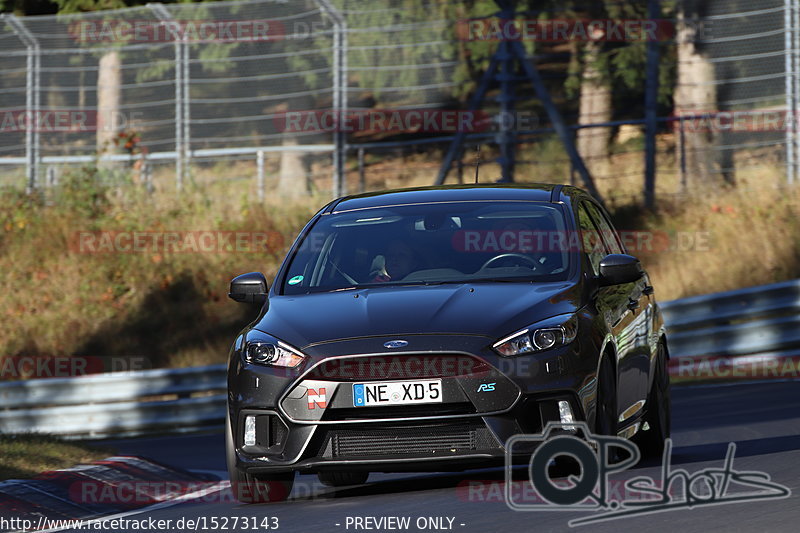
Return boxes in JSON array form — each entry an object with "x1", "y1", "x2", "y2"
[{"x1": 504, "y1": 421, "x2": 640, "y2": 511}]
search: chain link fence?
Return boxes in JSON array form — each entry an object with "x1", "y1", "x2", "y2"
[
  {"x1": 672, "y1": 1, "x2": 791, "y2": 193},
  {"x1": 0, "y1": 0, "x2": 797, "y2": 203},
  {"x1": 0, "y1": 0, "x2": 341, "y2": 194}
]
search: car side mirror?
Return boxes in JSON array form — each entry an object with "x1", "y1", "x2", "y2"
[
  {"x1": 229, "y1": 272, "x2": 268, "y2": 304},
  {"x1": 598, "y1": 254, "x2": 643, "y2": 286}
]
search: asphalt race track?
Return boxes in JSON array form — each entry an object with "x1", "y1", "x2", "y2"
[{"x1": 68, "y1": 382, "x2": 800, "y2": 533}]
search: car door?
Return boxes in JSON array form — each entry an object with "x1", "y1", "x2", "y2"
[
  {"x1": 576, "y1": 201, "x2": 638, "y2": 426},
  {"x1": 584, "y1": 201, "x2": 652, "y2": 421}
]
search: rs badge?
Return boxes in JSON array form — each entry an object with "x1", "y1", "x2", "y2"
[
  {"x1": 308, "y1": 388, "x2": 327, "y2": 409},
  {"x1": 477, "y1": 383, "x2": 496, "y2": 392}
]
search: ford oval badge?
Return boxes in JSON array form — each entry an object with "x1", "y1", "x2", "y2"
[{"x1": 383, "y1": 340, "x2": 409, "y2": 349}]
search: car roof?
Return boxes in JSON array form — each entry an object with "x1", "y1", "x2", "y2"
[{"x1": 328, "y1": 183, "x2": 587, "y2": 213}]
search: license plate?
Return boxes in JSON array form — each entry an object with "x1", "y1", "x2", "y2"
[{"x1": 352, "y1": 379, "x2": 442, "y2": 407}]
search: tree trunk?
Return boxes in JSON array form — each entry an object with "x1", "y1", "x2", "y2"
[
  {"x1": 96, "y1": 50, "x2": 122, "y2": 156},
  {"x1": 577, "y1": 41, "x2": 612, "y2": 178},
  {"x1": 675, "y1": 1, "x2": 725, "y2": 188},
  {"x1": 279, "y1": 136, "x2": 310, "y2": 198},
  {"x1": 275, "y1": 98, "x2": 313, "y2": 198}
]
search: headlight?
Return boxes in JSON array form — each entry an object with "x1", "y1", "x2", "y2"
[
  {"x1": 243, "y1": 333, "x2": 305, "y2": 368},
  {"x1": 493, "y1": 314, "x2": 578, "y2": 357}
]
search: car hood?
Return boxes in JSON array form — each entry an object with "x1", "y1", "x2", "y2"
[{"x1": 253, "y1": 281, "x2": 582, "y2": 349}]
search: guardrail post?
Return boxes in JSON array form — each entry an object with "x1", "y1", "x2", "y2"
[
  {"x1": 257, "y1": 149, "x2": 265, "y2": 201},
  {"x1": 5, "y1": 14, "x2": 41, "y2": 194},
  {"x1": 679, "y1": 117, "x2": 688, "y2": 193},
  {"x1": 142, "y1": 158, "x2": 154, "y2": 194},
  {"x1": 46, "y1": 165, "x2": 56, "y2": 188}
]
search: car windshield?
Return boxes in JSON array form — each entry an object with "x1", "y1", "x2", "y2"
[{"x1": 281, "y1": 201, "x2": 572, "y2": 294}]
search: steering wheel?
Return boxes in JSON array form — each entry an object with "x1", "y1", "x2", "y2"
[{"x1": 480, "y1": 253, "x2": 540, "y2": 272}]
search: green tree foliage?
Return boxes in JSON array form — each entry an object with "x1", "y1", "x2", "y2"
[
  {"x1": 0, "y1": 0, "x2": 190, "y2": 15},
  {"x1": 51, "y1": 0, "x2": 127, "y2": 13},
  {"x1": 556, "y1": 0, "x2": 675, "y2": 107}
]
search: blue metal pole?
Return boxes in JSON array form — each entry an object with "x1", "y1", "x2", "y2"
[
  {"x1": 644, "y1": 0, "x2": 661, "y2": 208},
  {"x1": 511, "y1": 39, "x2": 601, "y2": 202},
  {"x1": 494, "y1": 0, "x2": 516, "y2": 183},
  {"x1": 434, "y1": 55, "x2": 501, "y2": 185},
  {"x1": 496, "y1": 38, "x2": 516, "y2": 183}
]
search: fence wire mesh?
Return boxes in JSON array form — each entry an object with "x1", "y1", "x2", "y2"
[{"x1": 0, "y1": 0, "x2": 797, "y2": 202}]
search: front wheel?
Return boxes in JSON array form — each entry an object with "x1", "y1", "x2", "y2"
[
  {"x1": 226, "y1": 410, "x2": 294, "y2": 503},
  {"x1": 595, "y1": 354, "x2": 630, "y2": 463},
  {"x1": 595, "y1": 354, "x2": 618, "y2": 437},
  {"x1": 634, "y1": 342, "x2": 671, "y2": 458}
]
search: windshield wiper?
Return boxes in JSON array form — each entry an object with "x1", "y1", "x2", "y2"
[
  {"x1": 466, "y1": 277, "x2": 537, "y2": 283},
  {"x1": 402, "y1": 278, "x2": 532, "y2": 285}
]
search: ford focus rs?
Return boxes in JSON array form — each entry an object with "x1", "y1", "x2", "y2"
[{"x1": 225, "y1": 184, "x2": 671, "y2": 502}]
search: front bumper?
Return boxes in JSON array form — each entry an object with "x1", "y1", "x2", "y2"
[{"x1": 228, "y1": 333, "x2": 598, "y2": 474}]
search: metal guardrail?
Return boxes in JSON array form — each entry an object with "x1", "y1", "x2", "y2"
[
  {"x1": 0, "y1": 279, "x2": 797, "y2": 438},
  {"x1": 660, "y1": 278, "x2": 800, "y2": 332},
  {"x1": 0, "y1": 394, "x2": 226, "y2": 437},
  {"x1": 0, "y1": 365, "x2": 226, "y2": 438},
  {"x1": 0, "y1": 364, "x2": 225, "y2": 408},
  {"x1": 661, "y1": 278, "x2": 800, "y2": 359},
  {"x1": 661, "y1": 279, "x2": 800, "y2": 385}
]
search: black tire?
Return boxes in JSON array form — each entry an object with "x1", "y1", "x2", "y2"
[
  {"x1": 595, "y1": 354, "x2": 618, "y2": 437},
  {"x1": 317, "y1": 471, "x2": 369, "y2": 487},
  {"x1": 595, "y1": 354, "x2": 629, "y2": 463},
  {"x1": 634, "y1": 342, "x2": 671, "y2": 458},
  {"x1": 226, "y1": 410, "x2": 294, "y2": 503}
]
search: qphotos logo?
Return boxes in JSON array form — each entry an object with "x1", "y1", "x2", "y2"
[{"x1": 505, "y1": 422, "x2": 790, "y2": 527}]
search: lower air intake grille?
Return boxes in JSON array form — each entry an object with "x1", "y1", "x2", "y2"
[{"x1": 322, "y1": 421, "x2": 500, "y2": 458}]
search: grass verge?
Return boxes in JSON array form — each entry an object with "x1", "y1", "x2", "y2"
[
  {"x1": 0, "y1": 434, "x2": 114, "y2": 480},
  {"x1": 0, "y1": 147, "x2": 798, "y2": 367},
  {"x1": 0, "y1": 164, "x2": 320, "y2": 367}
]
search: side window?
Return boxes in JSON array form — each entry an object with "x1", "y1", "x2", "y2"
[
  {"x1": 577, "y1": 203, "x2": 608, "y2": 276},
  {"x1": 584, "y1": 202, "x2": 624, "y2": 254}
]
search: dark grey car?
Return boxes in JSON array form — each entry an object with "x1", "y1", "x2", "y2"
[{"x1": 225, "y1": 184, "x2": 671, "y2": 502}]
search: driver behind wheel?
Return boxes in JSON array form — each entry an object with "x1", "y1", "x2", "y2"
[
  {"x1": 481, "y1": 216, "x2": 559, "y2": 273},
  {"x1": 370, "y1": 240, "x2": 419, "y2": 282}
]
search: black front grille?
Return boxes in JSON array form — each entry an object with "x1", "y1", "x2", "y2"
[
  {"x1": 319, "y1": 420, "x2": 501, "y2": 458},
  {"x1": 323, "y1": 402, "x2": 475, "y2": 421}
]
